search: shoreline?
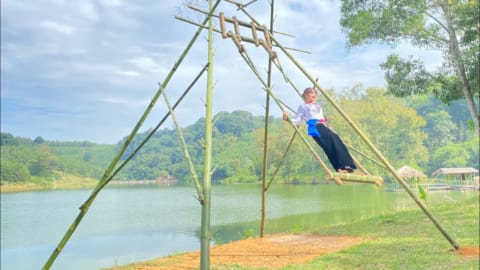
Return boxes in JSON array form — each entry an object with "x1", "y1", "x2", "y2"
[{"x1": 0, "y1": 177, "x2": 178, "y2": 193}]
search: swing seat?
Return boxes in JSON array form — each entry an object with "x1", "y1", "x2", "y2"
[{"x1": 330, "y1": 172, "x2": 383, "y2": 187}]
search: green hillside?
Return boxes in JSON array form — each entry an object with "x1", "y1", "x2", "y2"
[{"x1": 1, "y1": 89, "x2": 478, "y2": 189}]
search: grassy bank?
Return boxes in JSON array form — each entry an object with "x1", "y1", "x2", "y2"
[
  {"x1": 0, "y1": 171, "x2": 98, "y2": 192},
  {"x1": 298, "y1": 195, "x2": 479, "y2": 269},
  {"x1": 109, "y1": 195, "x2": 479, "y2": 269}
]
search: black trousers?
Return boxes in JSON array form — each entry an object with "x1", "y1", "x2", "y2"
[{"x1": 312, "y1": 124, "x2": 356, "y2": 172}]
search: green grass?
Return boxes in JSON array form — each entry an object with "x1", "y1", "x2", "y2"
[{"x1": 256, "y1": 196, "x2": 479, "y2": 270}]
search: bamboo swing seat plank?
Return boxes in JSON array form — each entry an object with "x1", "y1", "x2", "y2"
[{"x1": 330, "y1": 172, "x2": 383, "y2": 187}]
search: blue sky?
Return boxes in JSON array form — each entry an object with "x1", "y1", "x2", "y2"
[{"x1": 1, "y1": 0, "x2": 441, "y2": 143}]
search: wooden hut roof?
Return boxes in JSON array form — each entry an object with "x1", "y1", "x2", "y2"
[
  {"x1": 396, "y1": 165, "x2": 426, "y2": 179},
  {"x1": 432, "y1": 167, "x2": 479, "y2": 177}
]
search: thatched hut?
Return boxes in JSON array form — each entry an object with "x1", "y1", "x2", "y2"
[
  {"x1": 386, "y1": 166, "x2": 428, "y2": 191},
  {"x1": 396, "y1": 165, "x2": 426, "y2": 180}
]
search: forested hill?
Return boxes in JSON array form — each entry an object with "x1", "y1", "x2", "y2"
[{"x1": 1, "y1": 90, "x2": 478, "y2": 185}]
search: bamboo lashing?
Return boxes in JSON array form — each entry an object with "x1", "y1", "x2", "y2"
[
  {"x1": 263, "y1": 27, "x2": 272, "y2": 49},
  {"x1": 219, "y1": 12, "x2": 227, "y2": 38},
  {"x1": 250, "y1": 21, "x2": 260, "y2": 46},
  {"x1": 228, "y1": 31, "x2": 244, "y2": 53},
  {"x1": 233, "y1": 16, "x2": 241, "y2": 41},
  {"x1": 260, "y1": 39, "x2": 277, "y2": 59}
]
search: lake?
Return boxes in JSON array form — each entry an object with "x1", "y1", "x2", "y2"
[{"x1": 1, "y1": 183, "x2": 476, "y2": 270}]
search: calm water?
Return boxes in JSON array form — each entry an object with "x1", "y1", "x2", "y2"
[{"x1": 0, "y1": 184, "x2": 476, "y2": 270}]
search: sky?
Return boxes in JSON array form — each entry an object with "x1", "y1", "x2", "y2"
[{"x1": 1, "y1": 0, "x2": 442, "y2": 144}]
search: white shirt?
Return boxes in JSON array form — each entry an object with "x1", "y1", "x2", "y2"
[{"x1": 292, "y1": 103, "x2": 325, "y2": 126}]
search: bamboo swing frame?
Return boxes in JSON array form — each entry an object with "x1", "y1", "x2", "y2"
[
  {"x1": 220, "y1": 0, "x2": 459, "y2": 251},
  {"x1": 43, "y1": 1, "x2": 461, "y2": 269},
  {"x1": 189, "y1": 5, "x2": 384, "y2": 187}
]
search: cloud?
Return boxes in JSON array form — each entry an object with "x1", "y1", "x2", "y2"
[
  {"x1": 40, "y1": 20, "x2": 75, "y2": 35},
  {"x1": 1, "y1": 0, "x2": 443, "y2": 143}
]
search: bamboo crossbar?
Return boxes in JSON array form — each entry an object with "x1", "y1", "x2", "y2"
[
  {"x1": 175, "y1": 16, "x2": 309, "y2": 54},
  {"x1": 188, "y1": 4, "x2": 295, "y2": 38}
]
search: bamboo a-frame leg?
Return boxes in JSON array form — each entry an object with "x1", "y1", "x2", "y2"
[{"x1": 42, "y1": 1, "x2": 222, "y2": 268}]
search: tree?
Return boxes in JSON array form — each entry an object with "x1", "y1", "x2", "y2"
[
  {"x1": 34, "y1": 136, "x2": 45, "y2": 144},
  {"x1": 431, "y1": 143, "x2": 469, "y2": 168},
  {"x1": 423, "y1": 110, "x2": 457, "y2": 149},
  {"x1": 29, "y1": 145, "x2": 58, "y2": 177},
  {"x1": 1, "y1": 133, "x2": 17, "y2": 146},
  {"x1": 340, "y1": 0, "x2": 480, "y2": 135},
  {"x1": 0, "y1": 159, "x2": 31, "y2": 182}
]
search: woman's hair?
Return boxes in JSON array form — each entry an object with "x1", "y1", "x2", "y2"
[{"x1": 302, "y1": 87, "x2": 317, "y2": 99}]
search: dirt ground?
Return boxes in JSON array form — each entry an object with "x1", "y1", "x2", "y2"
[
  {"x1": 121, "y1": 234, "x2": 479, "y2": 270},
  {"x1": 128, "y1": 234, "x2": 365, "y2": 269},
  {"x1": 451, "y1": 245, "x2": 480, "y2": 258}
]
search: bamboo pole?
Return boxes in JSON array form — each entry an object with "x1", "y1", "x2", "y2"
[
  {"x1": 266, "y1": 132, "x2": 296, "y2": 191},
  {"x1": 351, "y1": 154, "x2": 370, "y2": 175},
  {"x1": 344, "y1": 143, "x2": 388, "y2": 170},
  {"x1": 100, "y1": 63, "x2": 209, "y2": 198},
  {"x1": 200, "y1": 0, "x2": 214, "y2": 268},
  {"x1": 161, "y1": 91, "x2": 203, "y2": 202},
  {"x1": 260, "y1": 0, "x2": 275, "y2": 239},
  {"x1": 42, "y1": 2, "x2": 221, "y2": 268}
]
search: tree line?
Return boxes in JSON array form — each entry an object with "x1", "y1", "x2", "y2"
[{"x1": 1, "y1": 88, "x2": 477, "y2": 185}]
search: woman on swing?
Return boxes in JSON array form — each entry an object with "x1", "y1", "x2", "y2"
[{"x1": 283, "y1": 87, "x2": 358, "y2": 174}]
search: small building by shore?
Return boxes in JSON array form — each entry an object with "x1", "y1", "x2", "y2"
[
  {"x1": 431, "y1": 167, "x2": 479, "y2": 190},
  {"x1": 110, "y1": 175, "x2": 177, "y2": 185}
]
